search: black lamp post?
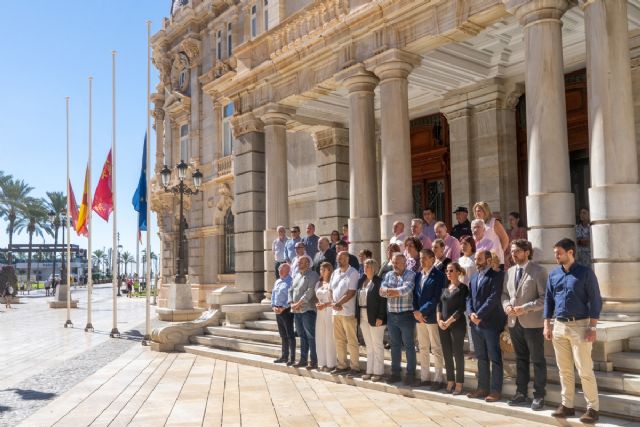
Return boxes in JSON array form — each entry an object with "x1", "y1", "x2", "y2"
[{"x1": 160, "y1": 161, "x2": 202, "y2": 284}]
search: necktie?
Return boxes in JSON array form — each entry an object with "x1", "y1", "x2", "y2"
[{"x1": 515, "y1": 267, "x2": 523, "y2": 290}]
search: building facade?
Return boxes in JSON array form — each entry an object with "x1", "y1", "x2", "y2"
[{"x1": 151, "y1": 0, "x2": 640, "y2": 321}]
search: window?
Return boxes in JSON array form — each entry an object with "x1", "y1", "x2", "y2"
[
  {"x1": 180, "y1": 124, "x2": 189, "y2": 162},
  {"x1": 222, "y1": 102, "x2": 235, "y2": 157},
  {"x1": 264, "y1": 0, "x2": 269, "y2": 31},
  {"x1": 216, "y1": 30, "x2": 222, "y2": 60},
  {"x1": 227, "y1": 23, "x2": 233, "y2": 56},
  {"x1": 251, "y1": 5, "x2": 257, "y2": 38},
  {"x1": 224, "y1": 208, "x2": 235, "y2": 273}
]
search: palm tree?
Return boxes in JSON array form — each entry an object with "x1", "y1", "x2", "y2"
[
  {"x1": 15, "y1": 198, "x2": 50, "y2": 284},
  {"x1": 0, "y1": 178, "x2": 33, "y2": 265},
  {"x1": 0, "y1": 171, "x2": 12, "y2": 188},
  {"x1": 141, "y1": 249, "x2": 158, "y2": 277},
  {"x1": 45, "y1": 191, "x2": 66, "y2": 284},
  {"x1": 92, "y1": 249, "x2": 105, "y2": 276},
  {"x1": 121, "y1": 251, "x2": 134, "y2": 277}
]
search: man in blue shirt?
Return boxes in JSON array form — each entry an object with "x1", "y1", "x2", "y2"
[
  {"x1": 285, "y1": 226, "x2": 302, "y2": 263},
  {"x1": 272, "y1": 225, "x2": 289, "y2": 280},
  {"x1": 272, "y1": 263, "x2": 295, "y2": 365},
  {"x1": 544, "y1": 238, "x2": 602, "y2": 424}
]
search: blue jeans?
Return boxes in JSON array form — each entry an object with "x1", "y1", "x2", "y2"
[
  {"x1": 294, "y1": 311, "x2": 317, "y2": 364},
  {"x1": 470, "y1": 324, "x2": 503, "y2": 393},
  {"x1": 387, "y1": 312, "x2": 416, "y2": 377}
]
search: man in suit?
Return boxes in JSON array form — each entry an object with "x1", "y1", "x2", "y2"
[
  {"x1": 502, "y1": 239, "x2": 548, "y2": 411},
  {"x1": 413, "y1": 249, "x2": 446, "y2": 390},
  {"x1": 467, "y1": 249, "x2": 506, "y2": 403},
  {"x1": 313, "y1": 236, "x2": 336, "y2": 274}
]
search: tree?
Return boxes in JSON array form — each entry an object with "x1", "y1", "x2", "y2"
[
  {"x1": 141, "y1": 249, "x2": 158, "y2": 277},
  {"x1": 45, "y1": 191, "x2": 66, "y2": 284},
  {"x1": 92, "y1": 249, "x2": 105, "y2": 276},
  {"x1": 121, "y1": 251, "x2": 134, "y2": 277},
  {"x1": 0, "y1": 178, "x2": 33, "y2": 264},
  {"x1": 15, "y1": 198, "x2": 50, "y2": 284}
]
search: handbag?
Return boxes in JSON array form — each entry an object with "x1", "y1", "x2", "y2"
[{"x1": 499, "y1": 326, "x2": 514, "y2": 353}]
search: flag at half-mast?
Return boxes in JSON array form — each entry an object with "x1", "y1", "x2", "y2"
[
  {"x1": 68, "y1": 178, "x2": 82, "y2": 234},
  {"x1": 132, "y1": 133, "x2": 147, "y2": 233},
  {"x1": 92, "y1": 149, "x2": 113, "y2": 221},
  {"x1": 75, "y1": 165, "x2": 90, "y2": 237}
]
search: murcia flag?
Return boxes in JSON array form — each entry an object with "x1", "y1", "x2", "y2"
[
  {"x1": 92, "y1": 149, "x2": 113, "y2": 221},
  {"x1": 75, "y1": 165, "x2": 90, "y2": 237}
]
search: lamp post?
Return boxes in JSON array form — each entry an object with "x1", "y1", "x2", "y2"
[{"x1": 160, "y1": 161, "x2": 202, "y2": 284}]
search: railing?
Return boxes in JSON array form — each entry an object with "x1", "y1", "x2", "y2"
[{"x1": 216, "y1": 155, "x2": 233, "y2": 176}]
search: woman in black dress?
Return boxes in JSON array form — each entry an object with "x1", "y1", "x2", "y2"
[{"x1": 437, "y1": 262, "x2": 469, "y2": 395}]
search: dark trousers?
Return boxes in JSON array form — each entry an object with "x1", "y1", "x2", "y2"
[
  {"x1": 387, "y1": 312, "x2": 417, "y2": 376},
  {"x1": 470, "y1": 324, "x2": 503, "y2": 393},
  {"x1": 276, "y1": 308, "x2": 296, "y2": 361},
  {"x1": 274, "y1": 261, "x2": 285, "y2": 280},
  {"x1": 509, "y1": 320, "x2": 546, "y2": 398},
  {"x1": 294, "y1": 311, "x2": 317, "y2": 364},
  {"x1": 439, "y1": 320, "x2": 466, "y2": 383}
]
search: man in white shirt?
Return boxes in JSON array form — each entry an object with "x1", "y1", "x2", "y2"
[
  {"x1": 472, "y1": 219, "x2": 504, "y2": 265},
  {"x1": 330, "y1": 251, "x2": 360, "y2": 376},
  {"x1": 389, "y1": 221, "x2": 406, "y2": 251}
]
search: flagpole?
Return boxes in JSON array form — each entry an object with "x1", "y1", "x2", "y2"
[
  {"x1": 85, "y1": 76, "x2": 94, "y2": 333},
  {"x1": 65, "y1": 97, "x2": 73, "y2": 329},
  {"x1": 143, "y1": 20, "x2": 152, "y2": 345},
  {"x1": 110, "y1": 51, "x2": 120, "y2": 338}
]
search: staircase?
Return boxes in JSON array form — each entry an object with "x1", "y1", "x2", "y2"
[{"x1": 178, "y1": 311, "x2": 640, "y2": 424}]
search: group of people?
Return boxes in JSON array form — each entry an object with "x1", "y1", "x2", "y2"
[{"x1": 270, "y1": 202, "x2": 602, "y2": 424}]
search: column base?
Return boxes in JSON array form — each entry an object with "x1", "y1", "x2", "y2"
[{"x1": 349, "y1": 217, "x2": 381, "y2": 260}]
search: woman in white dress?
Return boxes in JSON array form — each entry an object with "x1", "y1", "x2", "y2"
[
  {"x1": 315, "y1": 262, "x2": 336, "y2": 371},
  {"x1": 473, "y1": 201, "x2": 509, "y2": 256}
]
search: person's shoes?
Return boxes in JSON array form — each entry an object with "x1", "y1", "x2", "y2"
[
  {"x1": 384, "y1": 343, "x2": 391, "y2": 350},
  {"x1": 467, "y1": 389, "x2": 489, "y2": 399},
  {"x1": 452, "y1": 384, "x2": 464, "y2": 395},
  {"x1": 286, "y1": 360, "x2": 295, "y2": 366},
  {"x1": 531, "y1": 397, "x2": 545, "y2": 411},
  {"x1": 403, "y1": 375, "x2": 416, "y2": 386},
  {"x1": 429, "y1": 382, "x2": 444, "y2": 392},
  {"x1": 387, "y1": 375, "x2": 402, "y2": 384},
  {"x1": 293, "y1": 361, "x2": 307, "y2": 368},
  {"x1": 306, "y1": 362, "x2": 318, "y2": 370},
  {"x1": 485, "y1": 392, "x2": 502, "y2": 403},
  {"x1": 579, "y1": 408, "x2": 599, "y2": 424},
  {"x1": 273, "y1": 357, "x2": 287, "y2": 364},
  {"x1": 345, "y1": 370, "x2": 361, "y2": 379},
  {"x1": 507, "y1": 392, "x2": 528, "y2": 406},
  {"x1": 361, "y1": 374, "x2": 371, "y2": 380},
  {"x1": 551, "y1": 405, "x2": 575, "y2": 418},
  {"x1": 371, "y1": 375, "x2": 382, "y2": 382},
  {"x1": 331, "y1": 367, "x2": 348, "y2": 376}
]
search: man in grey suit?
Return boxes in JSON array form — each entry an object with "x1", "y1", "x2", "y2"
[{"x1": 502, "y1": 239, "x2": 548, "y2": 411}]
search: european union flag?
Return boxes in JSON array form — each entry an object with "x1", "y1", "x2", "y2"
[{"x1": 132, "y1": 133, "x2": 147, "y2": 231}]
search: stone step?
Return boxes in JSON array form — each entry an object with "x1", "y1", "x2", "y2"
[
  {"x1": 244, "y1": 320, "x2": 279, "y2": 332},
  {"x1": 630, "y1": 337, "x2": 640, "y2": 352},
  {"x1": 180, "y1": 343, "x2": 640, "y2": 424},
  {"x1": 610, "y1": 352, "x2": 640, "y2": 374},
  {"x1": 196, "y1": 328, "x2": 640, "y2": 396},
  {"x1": 261, "y1": 311, "x2": 276, "y2": 321}
]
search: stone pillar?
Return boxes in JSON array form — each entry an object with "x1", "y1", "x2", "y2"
[
  {"x1": 335, "y1": 64, "x2": 381, "y2": 260},
  {"x1": 231, "y1": 112, "x2": 265, "y2": 301},
  {"x1": 582, "y1": 0, "x2": 640, "y2": 320},
  {"x1": 442, "y1": 106, "x2": 474, "y2": 214},
  {"x1": 312, "y1": 128, "x2": 350, "y2": 235},
  {"x1": 505, "y1": 0, "x2": 575, "y2": 268},
  {"x1": 370, "y1": 49, "x2": 421, "y2": 253},
  {"x1": 257, "y1": 104, "x2": 292, "y2": 302}
]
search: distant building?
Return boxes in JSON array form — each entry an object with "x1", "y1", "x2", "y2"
[{"x1": 0, "y1": 244, "x2": 88, "y2": 281}]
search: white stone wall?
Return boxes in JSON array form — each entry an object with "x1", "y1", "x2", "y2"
[{"x1": 286, "y1": 131, "x2": 317, "y2": 228}]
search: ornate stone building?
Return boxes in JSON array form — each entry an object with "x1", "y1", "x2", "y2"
[{"x1": 151, "y1": 0, "x2": 640, "y2": 322}]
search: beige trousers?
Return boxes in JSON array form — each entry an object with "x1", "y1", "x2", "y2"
[
  {"x1": 552, "y1": 319, "x2": 599, "y2": 411},
  {"x1": 333, "y1": 315, "x2": 360, "y2": 370},
  {"x1": 416, "y1": 322, "x2": 444, "y2": 382}
]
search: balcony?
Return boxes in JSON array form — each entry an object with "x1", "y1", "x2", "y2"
[{"x1": 216, "y1": 155, "x2": 233, "y2": 177}]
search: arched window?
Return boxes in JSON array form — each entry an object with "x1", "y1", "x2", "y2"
[{"x1": 224, "y1": 208, "x2": 235, "y2": 273}]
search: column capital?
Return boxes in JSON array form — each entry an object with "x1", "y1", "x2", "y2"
[
  {"x1": 230, "y1": 112, "x2": 263, "y2": 138},
  {"x1": 254, "y1": 103, "x2": 295, "y2": 126},
  {"x1": 311, "y1": 127, "x2": 349, "y2": 150},
  {"x1": 335, "y1": 64, "x2": 379, "y2": 94},
  {"x1": 366, "y1": 49, "x2": 422, "y2": 81},
  {"x1": 502, "y1": 0, "x2": 574, "y2": 26},
  {"x1": 576, "y1": 0, "x2": 595, "y2": 10}
]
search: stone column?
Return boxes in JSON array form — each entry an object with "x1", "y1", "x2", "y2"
[
  {"x1": 336, "y1": 64, "x2": 380, "y2": 260},
  {"x1": 442, "y1": 106, "x2": 474, "y2": 213},
  {"x1": 230, "y1": 112, "x2": 265, "y2": 301},
  {"x1": 581, "y1": 0, "x2": 640, "y2": 320},
  {"x1": 370, "y1": 49, "x2": 421, "y2": 253},
  {"x1": 505, "y1": 0, "x2": 575, "y2": 268},
  {"x1": 256, "y1": 104, "x2": 292, "y2": 302},
  {"x1": 312, "y1": 127, "x2": 350, "y2": 235}
]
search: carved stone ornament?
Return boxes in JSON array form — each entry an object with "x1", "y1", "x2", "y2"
[
  {"x1": 312, "y1": 127, "x2": 349, "y2": 150},
  {"x1": 230, "y1": 113, "x2": 264, "y2": 138},
  {"x1": 179, "y1": 37, "x2": 201, "y2": 69},
  {"x1": 171, "y1": 52, "x2": 191, "y2": 94},
  {"x1": 153, "y1": 47, "x2": 172, "y2": 88},
  {"x1": 215, "y1": 183, "x2": 234, "y2": 224}
]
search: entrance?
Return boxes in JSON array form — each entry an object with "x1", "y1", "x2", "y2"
[
  {"x1": 410, "y1": 114, "x2": 451, "y2": 228},
  {"x1": 516, "y1": 69, "x2": 590, "y2": 224}
]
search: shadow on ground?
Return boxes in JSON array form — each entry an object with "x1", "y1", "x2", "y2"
[
  {"x1": 0, "y1": 405, "x2": 11, "y2": 413},
  {"x1": 6, "y1": 389, "x2": 57, "y2": 401}
]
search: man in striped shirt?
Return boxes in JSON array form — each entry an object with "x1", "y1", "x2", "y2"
[{"x1": 380, "y1": 253, "x2": 417, "y2": 385}]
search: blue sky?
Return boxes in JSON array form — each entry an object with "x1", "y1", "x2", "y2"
[{"x1": 0, "y1": 1, "x2": 169, "y2": 260}]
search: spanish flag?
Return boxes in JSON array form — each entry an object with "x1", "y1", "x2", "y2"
[
  {"x1": 68, "y1": 178, "x2": 81, "y2": 233},
  {"x1": 92, "y1": 149, "x2": 113, "y2": 221},
  {"x1": 75, "y1": 165, "x2": 90, "y2": 237}
]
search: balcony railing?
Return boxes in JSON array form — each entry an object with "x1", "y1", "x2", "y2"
[{"x1": 216, "y1": 155, "x2": 233, "y2": 177}]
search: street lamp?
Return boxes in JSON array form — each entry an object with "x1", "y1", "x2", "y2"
[{"x1": 160, "y1": 161, "x2": 202, "y2": 284}]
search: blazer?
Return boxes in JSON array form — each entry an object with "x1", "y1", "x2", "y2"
[
  {"x1": 467, "y1": 268, "x2": 506, "y2": 331},
  {"x1": 355, "y1": 275, "x2": 387, "y2": 326},
  {"x1": 501, "y1": 262, "x2": 548, "y2": 328},
  {"x1": 413, "y1": 268, "x2": 446, "y2": 324},
  {"x1": 313, "y1": 246, "x2": 336, "y2": 274}
]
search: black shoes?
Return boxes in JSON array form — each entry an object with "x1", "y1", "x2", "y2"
[
  {"x1": 531, "y1": 397, "x2": 545, "y2": 411},
  {"x1": 273, "y1": 357, "x2": 287, "y2": 364},
  {"x1": 330, "y1": 367, "x2": 349, "y2": 376},
  {"x1": 306, "y1": 362, "x2": 318, "y2": 370},
  {"x1": 293, "y1": 361, "x2": 307, "y2": 368},
  {"x1": 387, "y1": 375, "x2": 402, "y2": 384},
  {"x1": 551, "y1": 405, "x2": 576, "y2": 418},
  {"x1": 286, "y1": 360, "x2": 295, "y2": 366},
  {"x1": 507, "y1": 392, "x2": 528, "y2": 406}
]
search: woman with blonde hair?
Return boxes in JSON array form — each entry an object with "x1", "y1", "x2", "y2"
[
  {"x1": 473, "y1": 202, "x2": 509, "y2": 256},
  {"x1": 315, "y1": 262, "x2": 337, "y2": 371}
]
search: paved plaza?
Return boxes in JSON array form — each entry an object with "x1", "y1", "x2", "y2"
[{"x1": 0, "y1": 286, "x2": 635, "y2": 427}]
